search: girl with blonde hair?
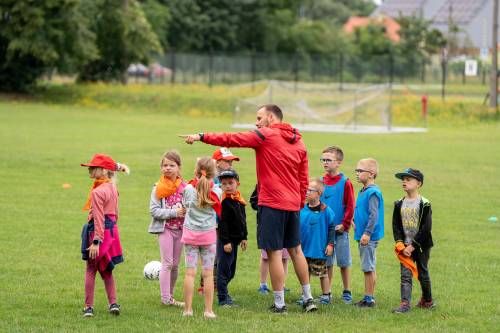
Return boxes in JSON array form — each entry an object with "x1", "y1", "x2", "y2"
[
  {"x1": 80, "y1": 154, "x2": 129, "y2": 317},
  {"x1": 181, "y1": 157, "x2": 222, "y2": 319}
]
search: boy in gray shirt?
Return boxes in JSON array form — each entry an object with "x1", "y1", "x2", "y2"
[{"x1": 392, "y1": 168, "x2": 434, "y2": 313}]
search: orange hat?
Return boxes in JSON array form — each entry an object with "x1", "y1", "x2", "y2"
[
  {"x1": 81, "y1": 154, "x2": 118, "y2": 171},
  {"x1": 212, "y1": 148, "x2": 240, "y2": 161}
]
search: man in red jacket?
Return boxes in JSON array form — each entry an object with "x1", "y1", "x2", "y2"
[{"x1": 181, "y1": 104, "x2": 317, "y2": 313}]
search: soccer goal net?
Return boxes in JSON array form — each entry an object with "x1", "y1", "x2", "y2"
[{"x1": 233, "y1": 80, "x2": 426, "y2": 133}]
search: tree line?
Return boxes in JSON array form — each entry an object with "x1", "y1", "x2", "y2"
[{"x1": 0, "y1": 0, "x2": 446, "y2": 92}]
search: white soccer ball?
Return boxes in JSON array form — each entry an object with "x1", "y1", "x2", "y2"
[{"x1": 143, "y1": 261, "x2": 161, "y2": 280}]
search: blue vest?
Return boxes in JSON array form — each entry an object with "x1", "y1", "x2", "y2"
[
  {"x1": 320, "y1": 174, "x2": 347, "y2": 227},
  {"x1": 354, "y1": 185, "x2": 384, "y2": 241},
  {"x1": 300, "y1": 205, "x2": 335, "y2": 260}
]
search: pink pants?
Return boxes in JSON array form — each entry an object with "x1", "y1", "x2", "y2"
[
  {"x1": 85, "y1": 263, "x2": 117, "y2": 307},
  {"x1": 159, "y1": 227, "x2": 183, "y2": 303}
]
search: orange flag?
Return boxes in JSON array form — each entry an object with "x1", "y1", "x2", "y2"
[{"x1": 395, "y1": 242, "x2": 418, "y2": 278}]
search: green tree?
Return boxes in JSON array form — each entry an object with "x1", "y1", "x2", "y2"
[
  {"x1": 79, "y1": 0, "x2": 161, "y2": 83},
  {"x1": 396, "y1": 15, "x2": 447, "y2": 76},
  {"x1": 165, "y1": 0, "x2": 244, "y2": 52},
  {"x1": 140, "y1": 0, "x2": 171, "y2": 50},
  {"x1": 0, "y1": 0, "x2": 97, "y2": 92},
  {"x1": 301, "y1": 0, "x2": 376, "y2": 24},
  {"x1": 354, "y1": 24, "x2": 394, "y2": 57},
  {"x1": 282, "y1": 20, "x2": 347, "y2": 55},
  {"x1": 165, "y1": 0, "x2": 302, "y2": 53}
]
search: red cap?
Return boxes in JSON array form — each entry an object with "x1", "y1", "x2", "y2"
[
  {"x1": 212, "y1": 148, "x2": 240, "y2": 161},
  {"x1": 81, "y1": 154, "x2": 117, "y2": 171}
]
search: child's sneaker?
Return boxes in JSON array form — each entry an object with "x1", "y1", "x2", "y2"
[
  {"x1": 416, "y1": 298, "x2": 436, "y2": 309},
  {"x1": 392, "y1": 301, "x2": 411, "y2": 313},
  {"x1": 258, "y1": 285, "x2": 270, "y2": 294},
  {"x1": 218, "y1": 298, "x2": 239, "y2": 307},
  {"x1": 342, "y1": 290, "x2": 353, "y2": 304},
  {"x1": 295, "y1": 295, "x2": 305, "y2": 306},
  {"x1": 82, "y1": 307, "x2": 94, "y2": 317},
  {"x1": 268, "y1": 304, "x2": 288, "y2": 314},
  {"x1": 182, "y1": 310, "x2": 193, "y2": 317},
  {"x1": 204, "y1": 311, "x2": 217, "y2": 319},
  {"x1": 108, "y1": 303, "x2": 120, "y2": 315},
  {"x1": 354, "y1": 299, "x2": 376, "y2": 308},
  {"x1": 163, "y1": 299, "x2": 185, "y2": 307},
  {"x1": 303, "y1": 298, "x2": 318, "y2": 312},
  {"x1": 319, "y1": 294, "x2": 331, "y2": 305}
]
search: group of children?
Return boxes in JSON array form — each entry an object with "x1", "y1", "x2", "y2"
[
  {"x1": 147, "y1": 149, "x2": 248, "y2": 318},
  {"x1": 79, "y1": 145, "x2": 435, "y2": 318}
]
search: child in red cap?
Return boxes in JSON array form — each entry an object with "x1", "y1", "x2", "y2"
[
  {"x1": 212, "y1": 148, "x2": 240, "y2": 187},
  {"x1": 80, "y1": 154, "x2": 129, "y2": 317}
]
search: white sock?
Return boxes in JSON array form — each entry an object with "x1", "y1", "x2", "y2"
[
  {"x1": 302, "y1": 284, "x2": 312, "y2": 300},
  {"x1": 274, "y1": 290, "x2": 285, "y2": 308}
]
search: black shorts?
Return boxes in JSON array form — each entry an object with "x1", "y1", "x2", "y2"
[{"x1": 257, "y1": 205, "x2": 301, "y2": 251}]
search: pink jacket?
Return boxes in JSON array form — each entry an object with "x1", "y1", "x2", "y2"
[{"x1": 87, "y1": 183, "x2": 118, "y2": 241}]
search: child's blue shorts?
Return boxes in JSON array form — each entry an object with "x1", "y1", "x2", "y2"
[
  {"x1": 326, "y1": 231, "x2": 352, "y2": 268},
  {"x1": 358, "y1": 240, "x2": 378, "y2": 272}
]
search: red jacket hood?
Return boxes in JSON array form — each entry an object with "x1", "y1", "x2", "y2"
[{"x1": 270, "y1": 123, "x2": 302, "y2": 143}]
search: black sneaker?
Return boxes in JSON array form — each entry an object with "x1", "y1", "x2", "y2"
[
  {"x1": 109, "y1": 303, "x2": 120, "y2": 315},
  {"x1": 303, "y1": 298, "x2": 318, "y2": 312},
  {"x1": 354, "y1": 299, "x2": 376, "y2": 308},
  {"x1": 269, "y1": 304, "x2": 288, "y2": 314},
  {"x1": 82, "y1": 307, "x2": 94, "y2": 317},
  {"x1": 218, "y1": 299, "x2": 239, "y2": 308}
]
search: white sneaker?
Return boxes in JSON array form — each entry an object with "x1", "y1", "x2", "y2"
[
  {"x1": 182, "y1": 310, "x2": 193, "y2": 317},
  {"x1": 164, "y1": 299, "x2": 185, "y2": 307},
  {"x1": 203, "y1": 311, "x2": 217, "y2": 319}
]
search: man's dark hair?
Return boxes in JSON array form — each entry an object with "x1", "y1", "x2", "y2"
[{"x1": 260, "y1": 104, "x2": 283, "y2": 121}]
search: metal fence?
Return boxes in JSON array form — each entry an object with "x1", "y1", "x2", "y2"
[{"x1": 140, "y1": 52, "x2": 489, "y2": 88}]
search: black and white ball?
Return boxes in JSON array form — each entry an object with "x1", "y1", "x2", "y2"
[{"x1": 143, "y1": 261, "x2": 161, "y2": 280}]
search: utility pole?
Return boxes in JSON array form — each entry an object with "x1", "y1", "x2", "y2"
[{"x1": 490, "y1": 0, "x2": 498, "y2": 109}]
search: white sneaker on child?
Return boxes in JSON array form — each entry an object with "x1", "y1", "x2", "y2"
[
  {"x1": 164, "y1": 299, "x2": 185, "y2": 307},
  {"x1": 203, "y1": 311, "x2": 217, "y2": 319}
]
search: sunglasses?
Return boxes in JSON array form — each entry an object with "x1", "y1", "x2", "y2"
[{"x1": 355, "y1": 169, "x2": 371, "y2": 174}]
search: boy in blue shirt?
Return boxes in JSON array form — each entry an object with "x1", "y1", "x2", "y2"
[
  {"x1": 298, "y1": 178, "x2": 335, "y2": 305},
  {"x1": 320, "y1": 146, "x2": 355, "y2": 304},
  {"x1": 353, "y1": 158, "x2": 384, "y2": 308}
]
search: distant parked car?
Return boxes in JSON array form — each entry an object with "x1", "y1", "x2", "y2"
[{"x1": 127, "y1": 63, "x2": 149, "y2": 77}]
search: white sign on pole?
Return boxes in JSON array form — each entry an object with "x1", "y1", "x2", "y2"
[
  {"x1": 480, "y1": 47, "x2": 489, "y2": 60},
  {"x1": 464, "y1": 59, "x2": 478, "y2": 76}
]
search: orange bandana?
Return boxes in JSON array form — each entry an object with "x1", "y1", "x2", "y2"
[
  {"x1": 82, "y1": 178, "x2": 112, "y2": 211},
  {"x1": 156, "y1": 176, "x2": 182, "y2": 199},
  {"x1": 222, "y1": 190, "x2": 246, "y2": 206},
  {"x1": 395, "y1": 242, "x2": 418, "y2": 278}
]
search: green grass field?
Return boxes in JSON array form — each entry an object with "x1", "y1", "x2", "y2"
[{"x1": 1, "y1": 84, "x2": 499, "y2": 332}]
